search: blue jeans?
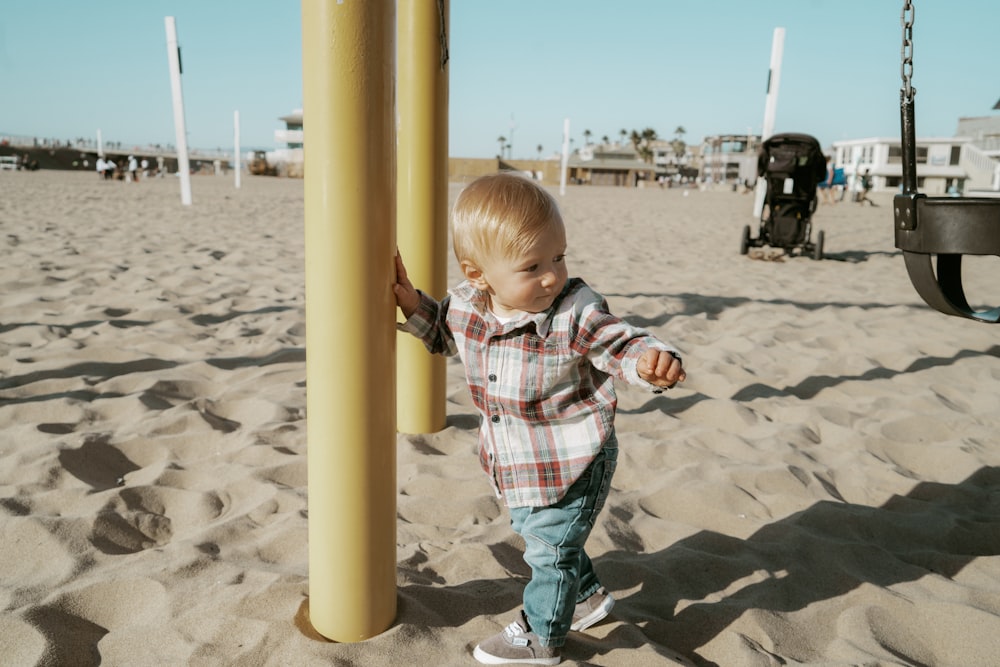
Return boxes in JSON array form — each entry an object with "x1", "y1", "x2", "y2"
[{"x1": 508, "y1": 440, "x2": 618, "y2": 648}]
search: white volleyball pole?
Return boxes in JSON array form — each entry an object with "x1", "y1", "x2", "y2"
[
  {"x1": 752, "y1": 27, "x2": 785, "y2": 219},
  {"x1": 165, "y1": 16, "x2": 192, "y2": 206},
  {"x1": 96, "y1": 129, "x2": 104, "y2": 158},
  {"x1": 234, "y1": 110, "x2": 241, "y2": 189},
  {"x1": 559, "y1": 118, "x2": 570, "y2": 196}
]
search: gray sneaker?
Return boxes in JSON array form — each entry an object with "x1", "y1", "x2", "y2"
[
  {"x1": 473, "y1": 610, "x2": 561, "y2": 665},
  {"x1": 570, "y1": 588, "x2": 615, "y2": 632}
]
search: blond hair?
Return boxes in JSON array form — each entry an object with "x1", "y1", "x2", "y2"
[{"x1": 451, "y1": 172, "x2": 563, "y2": 267}]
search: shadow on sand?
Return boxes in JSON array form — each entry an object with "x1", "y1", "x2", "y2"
[{"x1": 397, "y1": 466, "x2": 1000, "y2": 666}]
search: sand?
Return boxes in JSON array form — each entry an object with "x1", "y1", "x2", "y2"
[{"x1": 2, "y1": 170, "x2": 999, "y2": 667}]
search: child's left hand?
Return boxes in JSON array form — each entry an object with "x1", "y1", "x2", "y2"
[{"x1": 637, "y1": 349, "x2": 686, "y2": 388}]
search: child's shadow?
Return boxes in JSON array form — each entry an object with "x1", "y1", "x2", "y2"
[
  {"x1": 579, "y1": 465, "x2": 1000, "y2": 665},
  {"x1": 400, "y1": 466, "x2": 1000, "y2": 666}
]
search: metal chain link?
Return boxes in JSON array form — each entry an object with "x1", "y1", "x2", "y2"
[{"x1": 901, "y1": 0, "x2": 916, "y2": 103}]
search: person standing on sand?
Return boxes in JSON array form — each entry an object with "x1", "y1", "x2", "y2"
[
  {"x1": 819, "y1": 155, "x2": 835, "y2": 205},
  {"x1": 128, "y1": 155, "x2": 139, "y2": 183},
  {"x1": 393, "y1": 172, "x2": 686, "y2": 665},
  {"x1": 858, "y1": 168, "x2": 876, "y2": 207}
]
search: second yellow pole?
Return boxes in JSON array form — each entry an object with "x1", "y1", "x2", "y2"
[
  {"x1": 396, "y1": 0, "x2": 449, "y2": 434},
  {"x1": 302, "y1": 0, "x2": 397, "y2": 642}
]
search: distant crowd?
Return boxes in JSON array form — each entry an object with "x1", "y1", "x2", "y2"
[{"x1": 96, "y1": 155, "x2": 160, "y2": 183}]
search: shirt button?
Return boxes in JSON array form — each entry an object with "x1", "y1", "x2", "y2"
[
  {"x1": 488, "y1": 374, "x2": 497, "y2": 382},
  {"x1": 491, "y1": 415, "x2": 500, "y2": 423}
]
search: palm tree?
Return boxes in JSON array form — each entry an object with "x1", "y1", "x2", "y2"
[
  {"x1": 583, "y1": 129, "x2": 592, "y2": 145},
  {"x1": 629, "y1": 128, "x2": 658, "y2": 163},
  {"x1": 601, "y1": 135, "x2": 610, "y2": 146},
  {"x1": 671, "y1": 138, "x2": 686, "y2": 160},
  {"x1": 536, "y1": 144, "x2": 544, "y2": 158},
  {"x1": 671, "y1": 126, "x2": 687, "y2": 160},
  {"x1": 641, "y1": 128, "x2": 659, "y2": 163},
  {"x1": 497, "y1": 135, "x2": 506, "y2": 158},
  {"x1": 619, "y1": 129, "x2": 628, "y2": 146}
]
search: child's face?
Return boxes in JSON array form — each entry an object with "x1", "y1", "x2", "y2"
[{"x1": 475, "y1": 221, "x2": 568, "y2": 318}]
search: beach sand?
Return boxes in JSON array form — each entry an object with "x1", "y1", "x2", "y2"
[{"x1": 2, "y1": 170, "x2": 999, "y2": 666}]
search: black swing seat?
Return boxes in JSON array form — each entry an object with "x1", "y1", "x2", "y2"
[{"x1": 894, "y1": 193, "x2": 1000, "y2": 322}]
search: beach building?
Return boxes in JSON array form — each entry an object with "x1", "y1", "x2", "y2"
[
  {"x1": 956, "y1": 115, "x2": 1000, "y2": 193},
  {"x1": 830, "y1": 133, "x2": 999, "y2": 196},
  {"x1": 699, "y1": 134, "x2": 761, "y2": 185},
  {"x1": 650, "y1": 139, "x2": 700, "y2": 181},
  {"x1": 565, "y1": 144, "x2": 656, "y2": 186},
  {"x1": 268, "y1": 108, "x2": 304, "y2": 169},
  {"x1": 957, "y1": 114, "x2": 1000, "y2": 156},
  {"x1": 829, "y1": 114, "x2": 1000, "y2": 196}
]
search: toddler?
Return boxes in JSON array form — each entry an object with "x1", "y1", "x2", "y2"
[{"x1": 394, "y1": 172, "x2": 685, "y2": 665}]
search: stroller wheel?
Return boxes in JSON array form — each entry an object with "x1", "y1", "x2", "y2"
[
  {"x1": 740, "y1": 225, "x2": 751, "y2": 255},
  {"x1": 812, "y1": 230, "x2": 825, "y2": 260}
]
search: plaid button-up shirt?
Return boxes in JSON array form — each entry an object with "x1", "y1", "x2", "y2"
[{"x1": 400, "y1": 277, "x2": 680, "y2": 508}]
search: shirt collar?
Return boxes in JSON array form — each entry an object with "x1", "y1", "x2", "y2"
[{"x1": 450, "y1": 280, "x2": 568, "y2": 338}]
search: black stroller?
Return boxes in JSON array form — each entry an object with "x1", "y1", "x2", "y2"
[{"x1": 741, "y1": 132, "x2": 827, "y2": 260}]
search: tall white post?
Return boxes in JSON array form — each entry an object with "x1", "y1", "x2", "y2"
[
  {"x1": 559, "y1": 118, "x2": 570, "y2": 196},
  {"x1": 234, "y1": 110, "x2": 241, "y2": 189},
  {"x1": 752, "y1": 27, "x2": 785, "y2": 219},
  {"x1": 165, "y1": 16, "x2": 192, "y2": 206},
  {"x1": 96, "y1": 129, "x2": 104, "y2": 158}
]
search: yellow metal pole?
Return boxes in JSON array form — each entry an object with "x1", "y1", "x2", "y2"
[
  {"x1": 301, "y1": 0, "x2": 397, "y2": 642},
  {"x1": 396, "y1": 0, "x2": 449, "y2": 434}
]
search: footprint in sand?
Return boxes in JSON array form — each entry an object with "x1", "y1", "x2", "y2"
[{"x1": 90, "y1": 485, "x2": 227, "y2": 554}]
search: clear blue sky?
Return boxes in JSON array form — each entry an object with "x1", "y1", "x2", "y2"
[{"x1": 1, "y1": 1, "x2": 996, "y2": 157}]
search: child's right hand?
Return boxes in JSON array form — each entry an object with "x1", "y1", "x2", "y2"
[
  {"x1": 393, "y1": 250, "x2": 420, "y2": 319},
  {"x1": 637, "y1": 349, "x2": 686, "y2": 389}
]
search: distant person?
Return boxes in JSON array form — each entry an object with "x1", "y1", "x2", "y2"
[
  {"x1": 832, "y1": 165, "x2": 847, "y2": 201},
  {"x1": 104, "y1": 158, "x2": 116, "y2": 180},
  {"x1": 818, "y1": 155, "x2": 835, "y2": 205},
  {"x1": 128, "y1": 155, "x2": 139, "y2": 183},
  {"x1": 96, "y1": 157, "x2": 106, "y2": 180},
  {"x1": 858, "y1": 169, "x2": 876, "y2": 207},
  {"x1": 18, "y1": 153, "x2": 39, "y2": 171},
  {"x1": 140, "y1": 158, "x2": 149, "y2": 179}
]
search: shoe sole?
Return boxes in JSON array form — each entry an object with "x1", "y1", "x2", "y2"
[
  {"x1": 570, "y1": 595, "x2": 615, "y2": 632},
  {"x1": 473, "y1": 645, "x2": 560, "y2": 665}
]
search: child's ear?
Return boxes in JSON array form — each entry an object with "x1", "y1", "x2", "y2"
[{"x1": 461, "y1": 260, "x2": 489, "y2": 290}]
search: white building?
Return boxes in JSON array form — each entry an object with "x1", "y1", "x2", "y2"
[
  {"x1": 698, "y1": 134, "x2": 760, "y2": 185},
  {"x1": 832, "y1": 116, "x2": 1000, "y2": 196},
  {"x1": 269, "y1": 108, "x2": 304, "y2": 167}
]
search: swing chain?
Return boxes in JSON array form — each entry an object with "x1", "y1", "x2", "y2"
[{"x1": 900, "y1": 0, "x2": 916, "y2": 103}]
